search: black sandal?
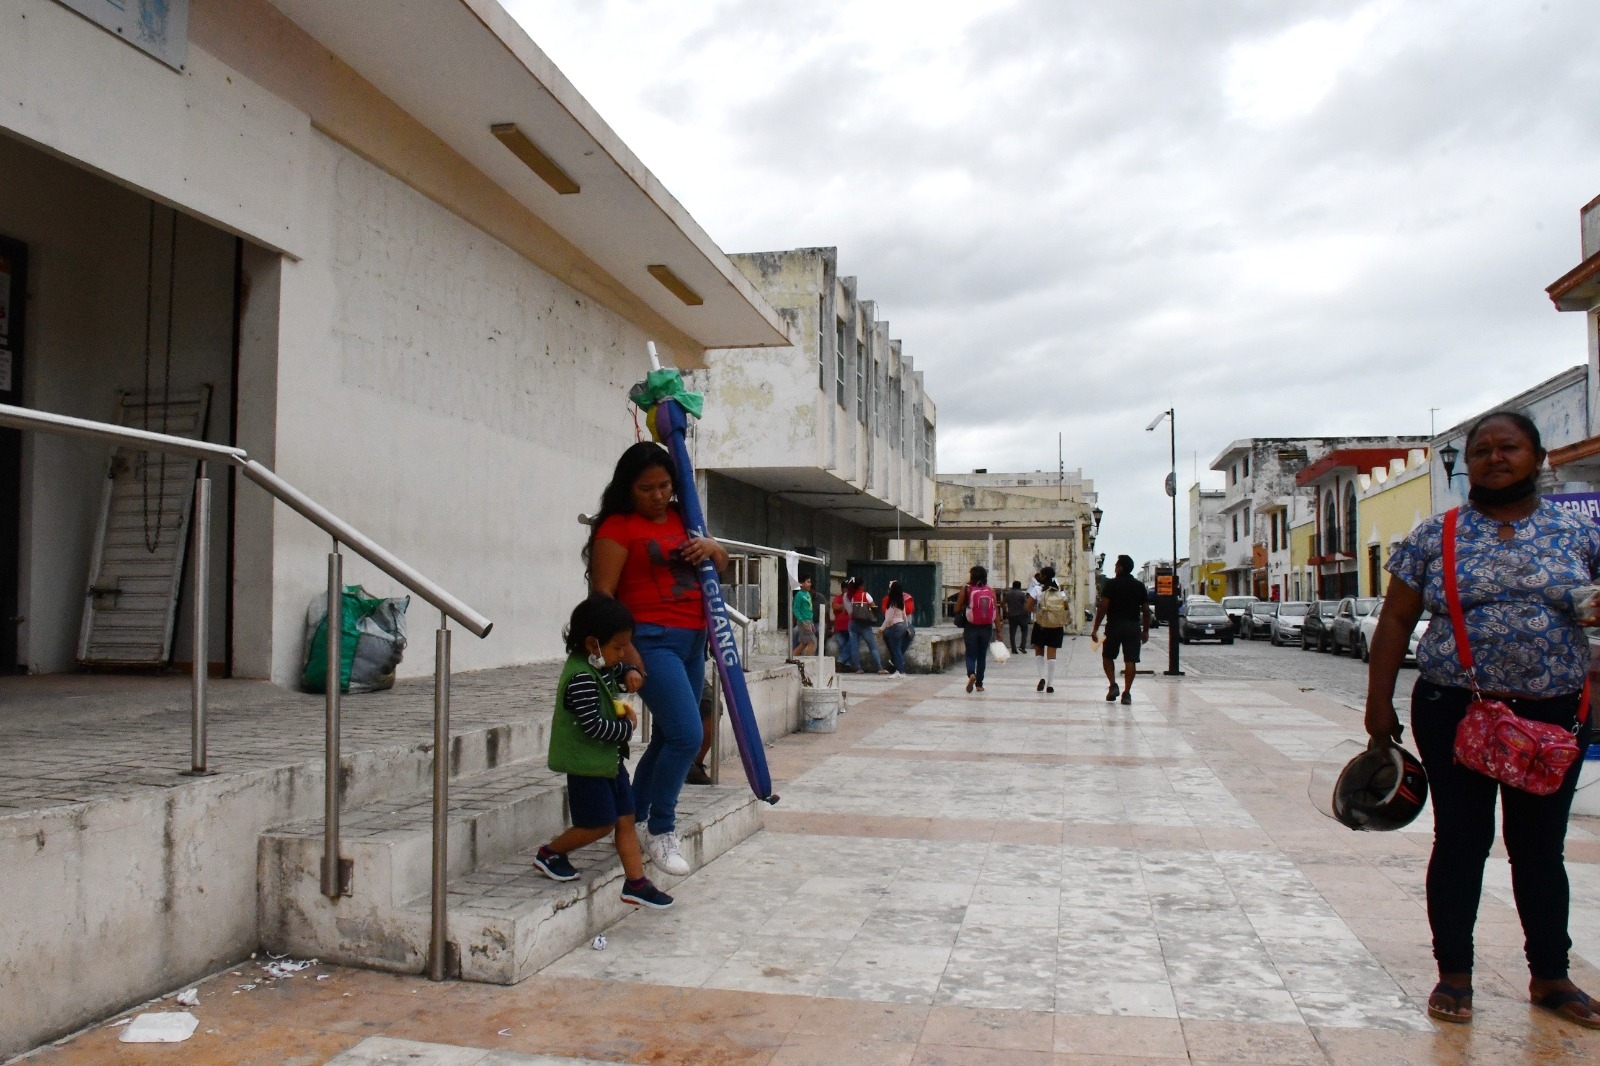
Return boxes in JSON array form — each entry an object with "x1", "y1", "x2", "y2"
[
  {"x1": 1427, "y1": 981, "x2": 1473, "y2": 1024},
  {"x1": 1533, "y1": 987, "x2": 1600, "y2": 1029}
]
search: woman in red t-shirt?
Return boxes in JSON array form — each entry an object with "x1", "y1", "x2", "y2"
[{"x1": 585, "y1": 442, "x2": 728, "y2": 876}]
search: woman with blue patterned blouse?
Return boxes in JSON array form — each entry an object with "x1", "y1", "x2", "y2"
[{"x1": 1365, "y1": 411, "x2": 1600, "y2": 1030}]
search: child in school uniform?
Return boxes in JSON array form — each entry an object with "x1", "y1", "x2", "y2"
[{"x1": 531, "y1": 594, "x2": 673, "y2": 908}]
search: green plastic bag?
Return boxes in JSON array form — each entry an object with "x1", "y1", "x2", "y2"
[{"x1": 301, "y1": 585, "x2": 385, "y2": 694}]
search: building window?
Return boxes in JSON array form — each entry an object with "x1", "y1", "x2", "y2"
[
  {"x1": 1232, "y1": 515, "x2": 1239, "y2": 542},
  {"x1": 856, "y1": 341, "x2": 867, "y2": 423},
  {"x1": 1244, "y1": 505, "x2": 1251, "y2": 537},
  {"x1": 835, "y1": 318, "x2": 847, "y2": 408},
  {"x1": 1270, "y1": 514, "x2": 1279, "y2": 553},
  {"x1": 922, "y1": 420, "x2": 934, "y2": 476},
  {"x1": 1231, "y1": 464, "x2": 1238, "y2": 486},
  {"x1": 1242, "y1": 455, "x2": 1250, "y2": 478},
  {"x1": 817, "y1": 297, "x2": 826, "y2": 392},
  {"x1": 1343, "y1": 482, "x2": 1358, "y2": 557},
  {"x1": 1367, "y1": 544, "x2": 1382, "y2": 595}
]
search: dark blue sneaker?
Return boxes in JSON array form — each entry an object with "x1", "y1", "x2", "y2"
[
  {"x1": 532, "y1": 846, "x2": 578, "y2": 882},
  {"x1": 621, "y1": 878, "x2": 674, "y2": 909}
]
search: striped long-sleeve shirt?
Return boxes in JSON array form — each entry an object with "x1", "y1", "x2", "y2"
[{"x1": 562, "y1": 667, "x2": 634, "y2": 746}]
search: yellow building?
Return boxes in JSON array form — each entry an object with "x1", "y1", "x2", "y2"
[
  {"x1": 1288, "y1": 515, "x2": 1315, "y2": 602},
  {"x1": 1354, "y1": 450, "x2": 1431, "y2": 596}
]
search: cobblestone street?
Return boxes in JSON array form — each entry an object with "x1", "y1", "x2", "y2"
[{"x1": 17, "y1": 639, "x2": 1600, "y2": 1065}]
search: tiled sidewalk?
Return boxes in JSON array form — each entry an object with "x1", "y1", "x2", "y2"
[{"x1": 17, "y1": 638, "x2": 1600, "y2": 1064}]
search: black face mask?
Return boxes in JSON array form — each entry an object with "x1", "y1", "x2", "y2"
[{"x1": 1468, "y1": 475, "x2": 1538, "y2": 506}]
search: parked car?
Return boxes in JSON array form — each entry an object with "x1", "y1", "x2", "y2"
[
  {"x1": 1241, "y1": 601, "x2": 1278, "y2": 640},
  {"x1": 1220, "y1": 595, "x2": 1260, "y2": 633},
  {"x1": 1329, "y1": 597, "x2": 1380, "y2": 656},
  {"x1": 1300, "y1": 600, "x2": 1341, "y2": 651},
  {"x1": 1356, "y1": 601, "x2": 1433, "y2": 663},
  {"x1": 1269, "y1": 601, "x2": 1311, "y2": 646},
  {"x1": 1179, "y1": 599, "x2": 1234, "y2": 644}
]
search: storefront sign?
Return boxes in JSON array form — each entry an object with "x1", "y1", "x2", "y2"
[
  {"x1": 52, "y1": 0, "x2": 189, "y2": 71},
  {"x1": 1547, "y1": 492, "x2": 1600, "y2": 524}
]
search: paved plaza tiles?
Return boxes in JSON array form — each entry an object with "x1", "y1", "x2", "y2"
[{"x1": 16, "y1": 638, "x2": 1600, "y2": 1064}]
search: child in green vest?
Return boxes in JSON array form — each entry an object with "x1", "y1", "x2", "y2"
[{"x1": 532, "y1": 595, "x2": 673, "y2": 908}]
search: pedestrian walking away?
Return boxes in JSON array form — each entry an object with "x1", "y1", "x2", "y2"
[
  {"x1": 533, "y1": 595, "x2": 672, "y2": 909},
  {"x1": 841, "y1": 576, "x2": 887, "y2": 673},
  {"x1": 1364, "y1": 411, "x2": 1600, "y2": 1029},
  {"x1": 830, "y1": 581, "x2": 858, "y2": 672},
  {"x1": 955, "y1": 565, "x2": 999, "y2": 693},
  {"x1": 1027, "y1": 566, "x2": 1069, "y2": 693},
  {"x1": 1003, "y1": 580, "x2": 1032, "y2": 654},
  {"x1": 586, "y1": 442, "x2": 728, "y2": 877},
  {"x1": 1091, "y1": 554, "x2": 1151, "y2": 705},
  {"x1": 879, "y1": 580, "x2": 914, "y2": 676}
]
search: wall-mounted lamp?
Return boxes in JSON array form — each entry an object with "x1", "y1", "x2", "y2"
[
  {"x1": 1438, "y1": 442, "x2": 1461, "y2": 483},
  {"x1": 1091, "y1": 505, "x2": 1104, "y2": 531}
]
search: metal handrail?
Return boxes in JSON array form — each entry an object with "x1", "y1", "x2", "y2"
[
  {"x1": 0, "y1": 401, "x2": 490, "y2": 982},
  {"x1": 240, "y1": 461, "x2": 490, "y2": 637}
]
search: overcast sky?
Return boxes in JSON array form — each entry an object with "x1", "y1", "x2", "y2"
[{"x1": 506, "y1": 0, "x2": 1598, "y2": 568}]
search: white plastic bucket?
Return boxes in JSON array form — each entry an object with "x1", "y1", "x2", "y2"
[{"x1": 801, "y1": 688, "x2": 843, "y2": 733}]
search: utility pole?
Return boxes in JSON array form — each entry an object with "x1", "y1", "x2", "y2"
[{"x1": 1147, "y1": 409, "x2": 1183, "y2": 677}]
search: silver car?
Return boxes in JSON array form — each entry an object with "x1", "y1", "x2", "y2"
[
  {"x1": 1269, "y1": 601, "x2": 1311, "y2": 646},
  {"x1": 1221, "y1": 595, "x2": 1260, "y2": 634}
]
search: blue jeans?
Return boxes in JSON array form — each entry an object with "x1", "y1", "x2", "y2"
[
  {"x1": 850, "y1": 620, "x2": 883, "y2": 671},
  {"x1": 963, "y1": 628, "x2": 991, "y2": 684},
  {"x1": 834, "y1": 624, "x2": 857, "y2": 669},
  {"x1": 631, "y1": 623, "x2": 707, "y2": 836},
  {"x1": 883, "y1": 623, "x2": 911, "y2": 674}
]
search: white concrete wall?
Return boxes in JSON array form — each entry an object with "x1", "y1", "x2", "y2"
[
  {"x1": 0, "y1": 134, "x2": 236, "y2": 674},
  {"x1": 264, "y1": 134, "x2": 653, "y2": 683}
]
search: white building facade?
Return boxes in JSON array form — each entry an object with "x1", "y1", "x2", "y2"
[{"x1": 0, "y1": 0, "x2": 790, "y2": 684}]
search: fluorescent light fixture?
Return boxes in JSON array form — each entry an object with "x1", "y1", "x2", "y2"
[
  {"x1": 1146, "y1": 412, "x2": 1169, "y2": 431},
  {"x1": 647, "y1": 265, "x2": 704, "y2": 306},
  {"x1": 490, "y1": 123, "x2": 579, "y2": 195}
]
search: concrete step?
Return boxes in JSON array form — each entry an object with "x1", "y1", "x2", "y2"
[
  {"x1": 259, "y1": 759, "x2": 571, "y2": 912},
  {"x1": 258, "y1": 767, "x2": 762, "y2": 981}
]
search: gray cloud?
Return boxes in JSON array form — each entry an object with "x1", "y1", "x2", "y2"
[{"x1": 508, "y1": 0, "x2": 1598, "y2": 565}]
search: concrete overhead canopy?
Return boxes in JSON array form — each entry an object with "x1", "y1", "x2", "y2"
[
  {"x1": 266, "y1": 0, "x2": 790, "y2": 354},
  {"x1": 717, "y1": 467, "x2": 934, "y2": 532}
]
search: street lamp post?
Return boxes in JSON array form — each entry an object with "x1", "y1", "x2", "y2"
[{"x1": 1146, "y1": 409, "x2": 1183, "y2": 677}]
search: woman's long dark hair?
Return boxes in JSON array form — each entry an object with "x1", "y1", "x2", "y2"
[
  {"x1": 1039, "y1": 565, "x2": 1060, "y2": 591},
  {"x1": 583, "y1": 441, "x2": 679, "y2": 580},
  {"x1": 887, "y1": 580, "x2": 905, "y2": 611}
]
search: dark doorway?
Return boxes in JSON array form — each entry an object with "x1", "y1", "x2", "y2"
[{"x1": 0, "y1": 235, "x2": 25, "y2": 673}]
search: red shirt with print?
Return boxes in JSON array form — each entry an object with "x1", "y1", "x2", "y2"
[{"x1": 595, "y1": 510, "x2": 705, "y2": 630}]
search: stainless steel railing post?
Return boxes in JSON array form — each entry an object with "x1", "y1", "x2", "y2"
[
  {"x1": 185, "y1": 461, "x2": 212, "y2": 775},
  {"x1": 321, "y1": 545, "x2": 345, "y2": 899},
  {"x1": 429, "y1": 616, "x2": 452, "y2": 981}
]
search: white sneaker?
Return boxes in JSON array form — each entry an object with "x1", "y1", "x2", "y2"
[{"x1": 645, "y1": 830, "x2": 691, "y2": 875}]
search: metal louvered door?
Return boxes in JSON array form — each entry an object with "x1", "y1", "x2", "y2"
[{"x1": 77, "y1": 387, "x2": 211, "y2": 666}]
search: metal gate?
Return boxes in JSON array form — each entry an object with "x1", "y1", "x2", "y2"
[{"x1": 77, "y1": 388, "x2": 211, "y2": 666}]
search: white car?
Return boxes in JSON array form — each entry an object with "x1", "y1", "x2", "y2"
[
  {"x1": 1357, "y1": 600, "x2": 1432, "y2": 663},
  {"x1": 1220, "y1": 595, "x2": 1260, "y2": 634}
]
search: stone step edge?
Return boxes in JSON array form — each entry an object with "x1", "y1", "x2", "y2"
[
  {"x1": 411, "y1": 786, "x2": 763, "y2": 984},
  {"x1": 258, "y1": 785, "x2": 761, "y2": 984},
  {"x1": 262, "y1": 755, "x2": 563, "y2": 840}
]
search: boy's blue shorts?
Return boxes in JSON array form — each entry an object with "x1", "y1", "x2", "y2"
[{"x1": 567, "y1": 764, "x2": 634, "y2": 829}]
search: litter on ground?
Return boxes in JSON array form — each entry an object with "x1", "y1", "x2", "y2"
[{"x1": 119, "y1": 1012, "x2": 198, "y2": 1043}]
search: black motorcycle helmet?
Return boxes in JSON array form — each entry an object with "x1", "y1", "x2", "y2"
[{"x1": 1332, "y1": 743, "x2": 1428, "y2": 831}]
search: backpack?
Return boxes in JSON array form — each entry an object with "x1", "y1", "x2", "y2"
[
  {"x1": 1034, "y1": 587, "x2": 1069, "y2": 628},
  {"x1": 965, "y1": 585, "x2": 998, "y2": 626}
]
